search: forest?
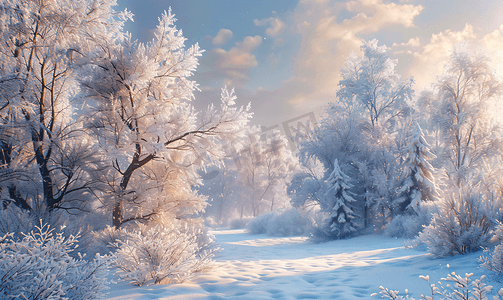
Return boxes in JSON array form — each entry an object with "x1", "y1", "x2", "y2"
[{"x1": 0, "y1": 0, "x2": 502, "y2": 299}]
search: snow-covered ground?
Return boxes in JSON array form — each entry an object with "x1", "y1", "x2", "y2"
[{"x1": 106, "y1": 230, "x2": 500, "y2": 299}]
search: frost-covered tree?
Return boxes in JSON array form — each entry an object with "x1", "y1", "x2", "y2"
[
  {"x1": 324, "y1": 159, "x2": 357, "y2": 239},
  {"x1": 234, "y1": 128, "x2": 297, "y2": 217},
  {"x1": 82, "y1": 10, "x2": 252, "y2": 228},
  {"x1": 434, "y1": 44, "x2": 502, "y2": 185},
  {"x1": 0, "y1": 0, "x2": 131, "y2": 214},
  {"x1": 394, "y1": 122, "x2": 437, "y2": 214},
  {"x1": 337, "y1": 39, "x2": 413, "y2": 128}
]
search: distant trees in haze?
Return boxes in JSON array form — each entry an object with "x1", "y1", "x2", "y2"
[{"x1": 198, "y1": 127, "x2": 298, "y2": 223}]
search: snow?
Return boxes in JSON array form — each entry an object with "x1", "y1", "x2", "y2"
[{"x1": 106, "y1": 230, "x2": 498, "y2": 300}]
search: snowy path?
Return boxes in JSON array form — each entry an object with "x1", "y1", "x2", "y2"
[{"x1": 107, "y1": 229, "x2": 493, "y2": 300}]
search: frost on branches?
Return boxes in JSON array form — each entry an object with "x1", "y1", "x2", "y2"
[
  {"x1": 434, "y1": 45, "x2": 502, "y2": 186},
  {"x1": 0, "y1": 221, "x2": 111, "y2": 300},
  {"x1": 337, "y1": 39, "x2": 413, "y2": 128},
  {"x1": 324, "y1": 159, "x2": 357, "y2": 239},
  {"x1": 418, "y1": 187, "x2": 494, "y2": 257},
  {"x1": 481, "y1": 222, "x2": 503, "y2": 275},
  {"x1": 113, "y1": 222, "x2": 218, "y2": 286},
  {"x1": 0, "y1": 0, "x2": 249, "y2": 289},
  {"x1": 0, "y1": 0, "x2": 132, "y2": 214},
  {"x1": 82, "y1": 9, "x2": 252, "y2": 228},
  {"x1": 373, "y1": 272, "x2": 502, "y2": 300},
  {"x1": 394, "y1": 123, "x2": 437, "y2": 215}
]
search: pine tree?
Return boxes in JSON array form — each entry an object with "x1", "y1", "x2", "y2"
[
  {"x1": 325, "y1": 159, "x2": 357, "y2": 239},
  {"x1": 394, "y1": 122, "x2": 437, "y2": 214}
]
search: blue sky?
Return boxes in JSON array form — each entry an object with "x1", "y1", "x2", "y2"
[{"x1": 116, "y1": 0, "x2": 503, "y2": 127}]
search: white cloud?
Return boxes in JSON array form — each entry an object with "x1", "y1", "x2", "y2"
[
  {"x1": 254, "y1": 17, "x2": 286, "y2": 37},
  {"x1": 404, "y1": 24, "x2": 476, "y2": 90},
  {"x1": 481, "y1": 24, "x2": 503, "y2": 76},
  {"x1": 212, "y1": 28, "x2": 233, "y2": 45},
  {"x1": 218, "y1": 0, "x2": 425, "y2": 126},
  {"x1": 198, "y1": 36, "x2": 263, "y2": 88},
  {"x1": 331, "y1": 0, "x2": 424, "y2": 37},
  {"x1": 254, "y1": 17, "x2": 286, "y2": 48},
  {"x1": 393, "y1": 37, "x2": 420, "y2": 48},
  {"x1": 283, "y1": 0, "x2": 423, "y2": 108},
  {"x1": 213, "y1": 35, "x2": 263, "y2": 71},
  {"x1": 267, "y1": 19, "x2": 286, "y2": 37}
]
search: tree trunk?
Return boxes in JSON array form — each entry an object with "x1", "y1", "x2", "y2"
[
  {"x1": 112, "y1": 144, "x2": 155, "y2": 228},
  {"x1": 112, "y1": 201, "x2": 123, "y2": 228}
]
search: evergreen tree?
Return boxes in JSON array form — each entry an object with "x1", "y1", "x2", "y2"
[
  {"x1": 394, "y1": 123, "x2": 437, "y2": 214},
  {"x1": 325, "y1": 159, "x2": 357, "y2": 239}
]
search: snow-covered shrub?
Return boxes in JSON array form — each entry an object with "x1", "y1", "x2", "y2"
[
  {"x1": 247, "y1": 212, "x2": 276, "y2": 234},
  {"x1": 91, "y1": 225, "x2": 125, "y2": 255},
  {"x1": 229, "y1": 217, "x2": 252, "y2": 229},
  {"x1": 113, "y1": 222, "x2": 218, "y2": 286},
  {"x1": 384, "y1": 202, "x2": 437, "y2": 239},
  {"x1": 383, "y1": 214, "x2": 426, "y2": 239},
  {"x1": 267, "y1": 209, "x2": 311, "y2": 237},
  {"x1": 480, "y1": 222, "x2": 503, "y2": 276},
  {"x1": 480, "y1": 243, "x2": 503, "y2": 275},
  {"x1": 247, "y1": 209, "x2": 311, "y2": 236},
  {"x1": 493, "y1": 222, "x2": 503, "y2": 244},
  {"x1": 0, "y1": 221, "x2": 111, "y2": 299},
  {"x1": 372, "y1": 272, "x2": 502, "y2": 300},
  {"x1": 0, "y1": 205, "x2": 35, "y2": 240},
  {"x1": 416, "y1": 188, "x2": 494, "y2": 257}
]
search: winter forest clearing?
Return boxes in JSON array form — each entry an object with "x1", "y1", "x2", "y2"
[
  {"x1": 1, "y1": 0, "x2": 503, "y2": 299},
  {"x1": 106, "y1": 230, "x2": 499, "y2": 300}
]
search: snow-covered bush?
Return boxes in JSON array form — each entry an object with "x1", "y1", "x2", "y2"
[
  {"x1": 416, "y1": 188, "x2": 494, "y2": 257},
  {"x1": 247, "y1": 213, "x2": 276, "y2": 234},
  {"x1": 0, "y1": 205, "x2": 35, "y2": 239},
  {"x1": 384, "y1": 202, "x2": 437, "y2": 239},
  {"x1": 91, "y1": 225, "x2": 125, "y2": 255},
  {"x1": 480, "y1": 243, "x2": 503, "y2": 276},
  {"x1": 480, "y1": 222, "x2": 503, "y2": 276},
  {"x1": 204, "y1": 217, "x2": 220, "y2": 229},
  {"x1": 493, "y1": 222, "x2": 503, "y2": 244},
  {"x1": 0, "y1": 221, "x2": 111, "y2": 299},
  {"x1": 229, "y1": 217, "x2": 252, "y2": 229},
  {"x1": 373, "y1": 272, "x2": 503, "y2": 300},
  {"x1": 113, "y1": 222, "x2": 218, "y2": 286},
  {"x1": 247, "y1": 209, "x2": 312, "y2": 236},
  {"x1": 383, "y1": 214, "x2": 426, "y2": 239},
  {"x1": 267, "y1": 209, "x2": 311, "y2": 237}
]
